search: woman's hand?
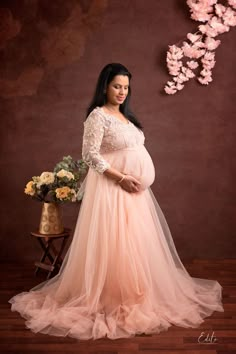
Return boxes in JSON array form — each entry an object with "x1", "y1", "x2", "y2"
[
  {"x1": 103, "y1": 167, "x2": 141, "y2": 193},
  {"x1": 118, "y1": 174, "x2": 141, "y2": 193}
]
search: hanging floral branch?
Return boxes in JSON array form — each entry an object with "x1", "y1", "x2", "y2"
[{"x1": 164, "y1": 0, "x2": 236, "y2": 95}]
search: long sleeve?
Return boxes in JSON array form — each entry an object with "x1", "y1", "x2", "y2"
[{"x1": 82, "y1": 111, "x2": 111, "y2": 174}]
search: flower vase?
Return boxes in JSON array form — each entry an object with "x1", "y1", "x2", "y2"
[{"x1": 39, "y1": 202, "x2": 64, "y2": 235}]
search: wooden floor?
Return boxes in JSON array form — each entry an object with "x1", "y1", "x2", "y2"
[{"x1": 1, "y1": 259, "x2": 236, "y2": 354}]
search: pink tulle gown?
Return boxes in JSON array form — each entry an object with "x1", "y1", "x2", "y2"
[{"x1": 9, "y1": 106, "x2": 224, "y2": 340}]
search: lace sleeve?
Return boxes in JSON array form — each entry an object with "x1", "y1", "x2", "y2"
[{"x1": 82, "y1": 110, "x2": 111, "y2": 174}]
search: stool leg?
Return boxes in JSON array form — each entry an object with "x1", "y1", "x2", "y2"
[
  {"x1": 35, "y1": 238, "x2": 54, "y2": 276},
  {"x1": 46, "y1": 237, "x2": 69, "y2": 279},
  {"x1": 38, "y1": 238, "x2": 54, "y2": 263},
  {"x1": 50, "y1": 243, "x2": 64, "y2": 264}
]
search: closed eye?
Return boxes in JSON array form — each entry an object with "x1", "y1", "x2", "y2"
[{"x1": 114, "y1": 85, "x2": 129, "y2": 89}]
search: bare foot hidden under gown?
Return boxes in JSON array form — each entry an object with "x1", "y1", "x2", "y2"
[{"x1": 9, "y1": 106, "x2": 224, "y2": 340}]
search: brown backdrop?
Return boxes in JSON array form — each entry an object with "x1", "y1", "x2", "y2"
[{"x1": 0, "y1": 0, "x2": 235, "y2": 262}]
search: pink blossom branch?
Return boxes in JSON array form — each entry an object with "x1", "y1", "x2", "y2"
[{"x1": 164, "y1": 0, "x2": 236, "y2": 95}]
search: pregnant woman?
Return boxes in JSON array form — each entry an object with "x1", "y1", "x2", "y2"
[{"x1": 9, "y1": 63, "x2": 224, "y2": 340}]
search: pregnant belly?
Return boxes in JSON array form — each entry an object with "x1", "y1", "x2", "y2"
[{"x1": 102, "y1": 145, "x2": 155, "y2": 190}]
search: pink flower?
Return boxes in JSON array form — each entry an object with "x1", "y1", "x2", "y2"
[
  {"x1": 199, "y1": 24, "x2": 218, "y2": 37},
  {"x1": 169, "y1": 69, "x2": 181, "y2": 76},
  {"x1": 222, "y1": 7, "x2": 236, "y2": 26},
  {"x1": 201, "y1": 51, "x2": 216, "y2": 70},
  {"x1": 200, "y1": 68, "x2": 212, "y2": 76},
  {"x1": 173, "y1": 76, "x2": 185, "y2": 84},
  {"x1": 187, "y1": 33, "x2": 202, "y2": 43},
  {"x1": 167, "y1": 59, "x2": 182, "y2": 68},
  {"x1": 205, "y1": 36, "x2": 221, "y2": 50},
  {"x1": 182, "y1": 42, "x2": 205, "y2": 58},
  {"x1": 187, "y1": 60, "x2": 199, "y2": 69},
  {"x1": 164, "y1": 85, "x2": 177, "y2": 94},
  {"x1": 209, "y1": 16, "x2": 230, "y2": 33},
  {"x1": 198, "y1": 76, "x2": 213, "y2": 85},
  {"x1": 182, "y1": 67, "x2": 195, "y2": 78},
  {"x1": 164, "y1": 77, "x2": 185, "y2": 93},
  {"x1": 215, "y1": 4, "x2": 226, "y2": 17},
  {"x1": 187, "y1": 0, "x2": 217, "y2": 22},
  {"x1": 194, "y1": 40, "x2": 206, "y2": 48},
  {"x1": 176, "y1": 83, "x2": 184, "y2": 90},
  {"x1": 166, "y1": 59, "x2": 183, "y2": 76},
  {"x1": 202, "y1": 59, "x2": 216, "y2": 69},
  {"x1": 167, "y1": 81, "x2": 176, "y2": 87},
  {"x1": 228, "y1": 0, "x2": 236, "y2": 10},
  {"x1": 191, "y1": 12, "x2": 213, "y2": 22},
  {"x1": 198, "y1": 24, "x2": 207, "y2": 33},
  {"x1": 166, "y1": 45, "x2": 184, "y2": 76},
  {"x1": 178, "y1": 73, "x2": 189, "y2": 82},
  {"x1": 203, "y1": 51, "x2": 215, "y2": 60},
  {"x1": 168, "y1": 45, "x2": 183, "y2": 59}
]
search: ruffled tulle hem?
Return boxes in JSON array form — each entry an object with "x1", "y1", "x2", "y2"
[{"x1": 9, "y1": 286, "x2": 224, "y2": 340}]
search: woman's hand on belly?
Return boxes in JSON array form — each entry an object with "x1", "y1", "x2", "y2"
[
  {"x1": 103, "y1": 166, "x2": 142, "y2": 193},
  {"x1": 119, "y1": 174, "x2": 142, "y2": 193}
]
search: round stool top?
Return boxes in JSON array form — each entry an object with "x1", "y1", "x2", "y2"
[{"x1": 30, "y1": 227, "x2": 71, "y2": 238}]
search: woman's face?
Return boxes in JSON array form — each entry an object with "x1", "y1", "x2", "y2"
[{"x1": 106, "y1": 75, "x2": 129, "y2": 105}]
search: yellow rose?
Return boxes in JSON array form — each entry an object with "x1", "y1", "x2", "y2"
[
  {"x1": 24, "y1": 181, "x2": 35, "y2": 196},
  {"x1": 56, "y1": 169, "x2": 74, "y2": 180},
  {"x1": 55, "y1": 186, "x2": 71, "y2": 200}
]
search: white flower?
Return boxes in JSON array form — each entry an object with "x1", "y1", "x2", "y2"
[
  {"x1": 70, "y1": 189, "x2": 77, "y2": 202},
  {"x1": 38, "y1": 172, "x2": 55, "y2": 186},
  {"x1": 56, "y1": 169, "x2": 75, "y2": 180}
]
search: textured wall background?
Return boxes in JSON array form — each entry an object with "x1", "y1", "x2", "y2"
[{"x1": 0, "y1": 0, "x2": 235, "y2": 262}]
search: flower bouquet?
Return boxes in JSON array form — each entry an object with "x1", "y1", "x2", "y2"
[
  {"x1": 24, "y1": 155, "x2": 87, "y2": 203},
  {"x1": 24, "y1": 156, "x2": 88, "y2": 234}
]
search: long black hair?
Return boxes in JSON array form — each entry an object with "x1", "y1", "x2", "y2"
[{"x1": 86, "y1": 63, "x2": 143, "y2": 130}]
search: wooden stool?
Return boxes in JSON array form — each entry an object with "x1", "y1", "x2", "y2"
[{"x1": 30, "y1": 228, "x2": 71, "y2": 279}]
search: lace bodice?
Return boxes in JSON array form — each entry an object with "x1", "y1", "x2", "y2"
[{"x1": 82, "y1": 106, "x2": 145, "y2": 173}]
